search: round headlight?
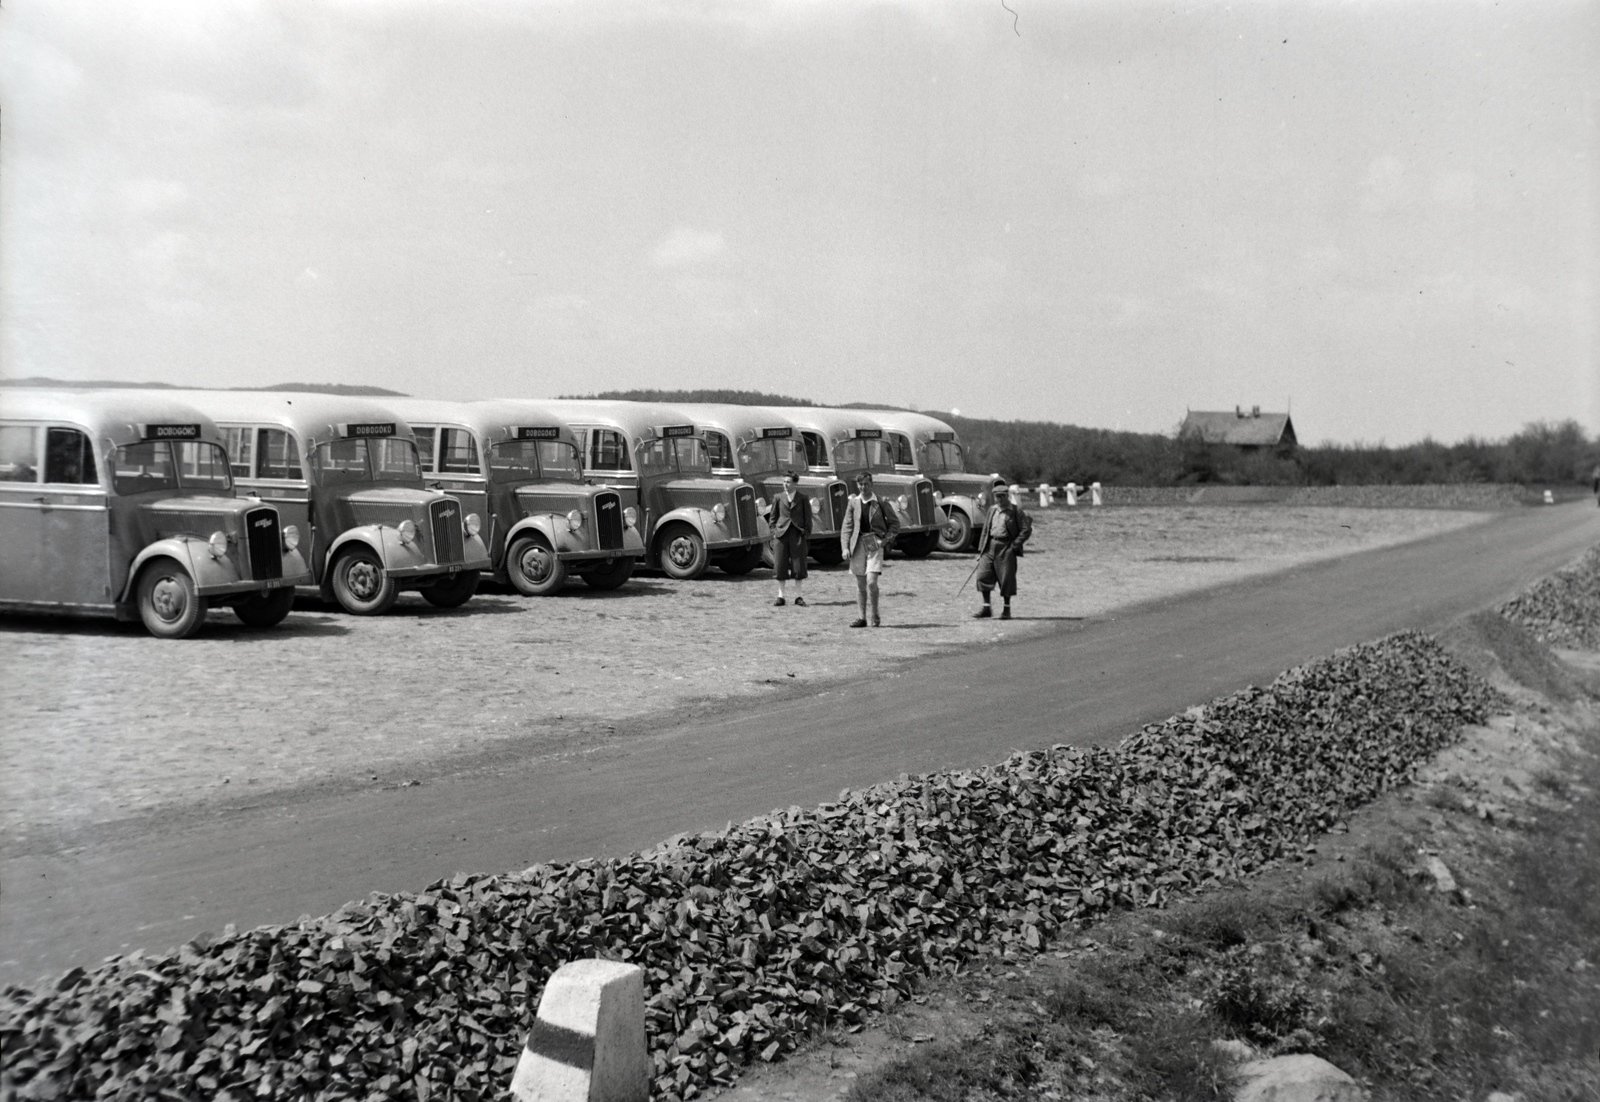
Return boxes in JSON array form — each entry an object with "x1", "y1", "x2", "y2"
[
  {"x1": 896, "y1": 495, "x2": 909, "y2": 510},
  {"x1": 623, "y1": 506, "x2": 638, "y2": 528},
  {"x1": 712, "y1": 503, "x2": 727, "y2": 523},
  {"x1": 567, "y1": 509, "x2": 584, "y2": 531},
  {"x1": 208, "y1": 531, "x2": 229, "y2": 558},
  {"x1": 933, "y1": 490, "x2": 943, "y2": 502},
  {"x1": 398, "y1": 519, "x2": 417, "y2": 545},
  {"x1": 282, "y1": 524, "x2": 300, "y2": 552},
  {"x1": 465, "y1": 512, "x2": 482, "y2": 537}
]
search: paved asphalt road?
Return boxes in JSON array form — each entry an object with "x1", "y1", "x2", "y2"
[{"x1": 4, "y1": 502, "x2": 1598, "y2": 985}]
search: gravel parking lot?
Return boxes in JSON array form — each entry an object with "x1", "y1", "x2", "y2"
[{"x1": 0, "y1": 506, "x2": 1495, "y2": 847}]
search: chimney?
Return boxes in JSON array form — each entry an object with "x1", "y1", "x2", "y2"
[{"x1": 1252, "y1": 405, "x2": 1260, "y2": 418}]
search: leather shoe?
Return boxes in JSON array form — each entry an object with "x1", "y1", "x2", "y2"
[
  {"x1": 849, "y1": 618, "x2": 868, "y2": 628},
  {"x1": 871, "y1": 616, "x2": 881, "y2": 627},
  {"x1": 974, "y1": 606, "x2": 992, "y2": 618},
  {"x1": 794, "y1": 597, "x2": 807, "y2": 607},
  {"x1": 1000, "y1": 607, "x2": 1012, "y2": 620},
  {"x1": 773, "y1": 597, "x2": 786, "y2": 607}
]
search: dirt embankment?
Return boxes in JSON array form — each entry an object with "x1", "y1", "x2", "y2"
[{"x1": 1, "y1": 506, "x2": 1491, "y2": 847}]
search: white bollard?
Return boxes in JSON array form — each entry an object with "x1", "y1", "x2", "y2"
[
  {"x1": 1064, "y1": 482, "x2": 1079, "y2": 507},
  {"x1": 510, "y1": 959, "x2": 649, "y2": 1102},
  {"x1": 1038, "y1": 483, "x2": 1054, "y2": 508},
  {"x1": 1543, "y1": 489, "x2": 1555, "y2": 504},
  {"x1": 1090, "y1": 482, "x2": 1103, "y2": 506}
]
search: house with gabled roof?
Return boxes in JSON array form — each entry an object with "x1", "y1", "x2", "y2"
[{"x1": 1178, "y1": 406, "x2": 1298, "y2": 453}]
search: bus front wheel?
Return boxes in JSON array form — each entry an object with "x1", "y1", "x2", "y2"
[
  {"x1": 136, "y1": 558, "x2": 210, "y2": 639},
  {"x1": 937, "y1": 507, "x2": 973, "y2": 553},
  {"x1": 581, "y1": 557, "x2": 635, "y2": 590},
  {"x1": 658, "y1": 524, "x2": 709, "y2": 580},
  {"x1": 330, "y1": 546, "x2": 398, "y2": 615},
  {"x1": 507, "y1": 535, "x2": 567, "y2": 596}
]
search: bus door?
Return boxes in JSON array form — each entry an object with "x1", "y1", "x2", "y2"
[{"x1": 0, "y1": 425, "x2": 112, "y2": 607}]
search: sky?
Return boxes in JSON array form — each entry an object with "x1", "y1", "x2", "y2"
[{"x1": 1, "y1": 0, "x2": 1595, "y2": 445}]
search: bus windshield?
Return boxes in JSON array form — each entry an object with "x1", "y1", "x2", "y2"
[
  {"x1": 919, "y1": 441, "x2": 967, "y2": 473},
  {"x1": 833, "y1": 438, "x2": 897, "y2": 473},
  {"x1": 487, "y1": 440, "x2": 583, "y2": 483},
  {"x1": 738, "y1": 438, "x2": 807, "y2": 479},
  {"x1": 113, "y1": 441, "x2": 233, "y2": 495},
  {"x1": 311, "y1": 437, "x2": 422, "y2": 486},
  {"x1": 639, "y1": 436, "x2": 711, "y2": 477}
]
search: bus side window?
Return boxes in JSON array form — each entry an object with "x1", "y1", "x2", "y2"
[
  {"x1": 705, "y1": 431, "x2": 735, "y2": 471},
  {"x1": 0, "y1": 425, "x2": 40, "y2": 482},
  {"x1": 44, "y1": 428, "x2": 98, "y2": 485},
  {"x1": 802, "y1": 432, "x2": 827, "y2": 468},
  {"x1": 220, "y1": 427, "x2": 254, "y2": 477},
  {"x1": 440, "y1": 428, "x2": 480, "y2": 474},
  {"x1": 413, "y1": 427, "x2": 437, "y2": 473},
  {"x1": 590, "y1": 429, "x2": 630, "y2": 471},
  {"x1": 257, "y1": 429, "x2": 303, "y2": 480},
  {"x1": 891, "y1": 433, "x2": 913, "y2": 467}
]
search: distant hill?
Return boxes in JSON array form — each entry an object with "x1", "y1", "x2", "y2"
[
  {"x1": 0, "y1": 377, "x2": 407, "y2": 397},
  {"x1": 563, "y1": 388, "x2": 818, "y2": 407}
]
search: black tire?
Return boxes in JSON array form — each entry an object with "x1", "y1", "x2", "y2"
[
  {"x1": 329, "y1": 545, "x2": 398, "y2": 615},
  {"x1": 937, "y1": 507, "x2": 974, "y2": 554},
  {"x1": 136, "y1": 558, "x2": 210, "y2": 639},
  {"x1": 232, "y1": 588, "x2": 295, "y2": 628},
  {"x1": 506, "y1": 535, "x2": 567, "y2": 596},
  {"x1": 718, "y1": 544, "x2": 766, "y2": 575},
  {"x1": 657, "y1": 523, "x2": 709, "y2": 580},
  {"x1": 899, "y1": 531, "x2": 939, "y2": 558},
  {"x1": 581, "y1": 557, "x2": 635, "y2": 590},
  {"x1": 421, "y1": 570, "x2": 480, "y2": 608},
  {"x1": 809, "y1": 541, "x2": 844, "y2": 566}
]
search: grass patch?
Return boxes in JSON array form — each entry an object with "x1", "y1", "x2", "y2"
[{"x1": 846, "y1": 731, "x2": 1600, "y2": 1102}]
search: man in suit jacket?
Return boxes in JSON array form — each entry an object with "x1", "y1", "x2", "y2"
[
  {"x1": 839, "y1": 470, "x2": 901, "y2": 627},
  {"x1": 769, "y1": 471, "x2": 812, "y2": 606},
  {"x1": 974, "y1": 482, "x2": 1032, "y2": 620}
]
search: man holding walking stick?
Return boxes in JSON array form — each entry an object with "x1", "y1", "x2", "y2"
[{"x1": 973, "y1": 482, "x2": 1032, "y2": 620}]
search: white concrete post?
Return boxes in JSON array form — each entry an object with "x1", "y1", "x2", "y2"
[
  {"x1": 1037, "y1": 483, "x2": 1053, "y2": 508},
  {"x1": 1064, "y1": 482, "x2": 1079, "y2": 507},
  {"x1": 1543, "y1": 489, "x2": 1555, "y2": 504},
  {"x1": 1090, "y1": 482, "x2": 1103, "y2": 506},
  {"x1": 510, "y1": 959, "x2": 649, "y2": 1102}
]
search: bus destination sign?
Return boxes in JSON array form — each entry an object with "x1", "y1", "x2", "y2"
[
  {"x1": 141, "y1": 424, "x2": 202, "y2": 441},
  {"x1": 340, "y1": 423, "x2": 397, "y2": 439}
]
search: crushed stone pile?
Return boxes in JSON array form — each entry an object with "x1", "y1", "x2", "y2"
[
  {"x1": 1498, "y1": 545, "x2": 1600, "y2": 648},
  {"x1": 0, "y1": 631, "x2": 1500, "y2": 1102}
]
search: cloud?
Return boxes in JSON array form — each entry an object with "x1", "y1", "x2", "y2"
[
  {"x1": 650, "y1": 227, "x2": 727, "y2": 268},
  {"x1": 1359, "y1": 156, "x2": 1411, "y2": 214},
  {"x1": 121, "y1": 178, "x2": 190, "y2": 216}
]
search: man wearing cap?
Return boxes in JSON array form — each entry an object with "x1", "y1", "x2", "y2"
[
  {"x1": 840, "y1": 470, "x2": 901, "y2": 627},
  {"x1": 974, "y1": 482, "x2": 1032, "y2": 620},
  {"x1": 768, "y1": 471, "x2": 812, "y2": 606}
]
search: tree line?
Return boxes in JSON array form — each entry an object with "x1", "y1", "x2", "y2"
[{"x1": 571, "y1": 390, "x2": 1600, "y2": 487}]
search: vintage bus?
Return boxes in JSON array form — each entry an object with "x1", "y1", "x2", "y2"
[
  {"x1": 537, "y1": 400, "x2": 770, "y2": 579},
  {"x1": 384, "y1": 398, "x2": 645, "y2": 595},
  {"x1": 172, "y1": 391, "x2": 490, "y2": 615},
  {"x1": 0, "y1": 389, "x2": 312, "y2": 637},
  {"x1": 776, "y1": 407, "x2": 944, "y2": 557},
  {"x1": 662, "y1": 403, "x2": 850, "y2": 565},
  {"x1": 861, "y1": 409, "x2": 1002, "y2": 552}
]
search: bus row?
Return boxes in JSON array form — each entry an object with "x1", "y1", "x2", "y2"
[{"x1": 0, "y1": 388, "x2": 1003, "y2": 637}]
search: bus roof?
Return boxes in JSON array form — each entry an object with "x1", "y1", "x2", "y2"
[
  {"x1": 657, "y1": 403, "x2": 800, "y2": 443},
  {"x1": 0, "y1": 388, "x2": 227, "y2": 449},
  {"x1": 534, "y1": 399, "x2": 707, "y2": 441},
  {"x1": 164, "y1": 390, "x2": 418, "y2": 445},
  {"x1": 856, "y1": 409, "x2": 962, "y2": 447},
  {"x1": 772, "y1": 406, "x2": 900, "y2": 446}
]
